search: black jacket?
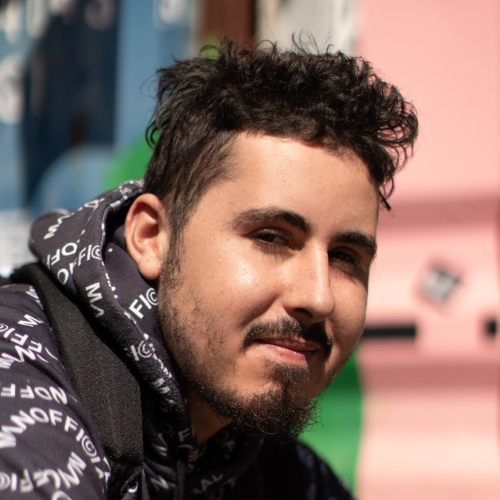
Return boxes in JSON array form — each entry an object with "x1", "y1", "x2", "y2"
[{"x1": 0, "y1": 181, "x2": 355, "y2": 499}]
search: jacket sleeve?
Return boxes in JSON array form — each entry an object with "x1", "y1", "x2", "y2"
[{"x1": 0, "y1": 284, "x2": 110, "y2": 499}]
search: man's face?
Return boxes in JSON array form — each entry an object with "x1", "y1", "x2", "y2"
[{"x1": 158, "y1": 133, "x2": 379, "y2": 438}]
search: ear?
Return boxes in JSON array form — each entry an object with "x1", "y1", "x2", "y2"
[{"x1": 125, "y1": 194, "x2": 170, "y2": 280}]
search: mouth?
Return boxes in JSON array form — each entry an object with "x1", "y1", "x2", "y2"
[
  {"x1": 252, "y1": 338, "x2": 319, "y2": 365},
  {"x1": 242, "y1": 317, "x2": 333, "y2": 358}
]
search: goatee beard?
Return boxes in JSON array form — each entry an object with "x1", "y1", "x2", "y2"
[{"x1": 187, "y1": 362, "x2": 320, "y2": 442}]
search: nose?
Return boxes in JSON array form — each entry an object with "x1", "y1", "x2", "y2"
[{"x1": 283, "y1": 246, "x2": 335, "y2": 324}]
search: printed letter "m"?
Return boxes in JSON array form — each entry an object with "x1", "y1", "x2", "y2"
[
  {"x1": 18, "y1": 314, "x2": 43, "y2": 327},
  {"x1": 85, "y1": 283, "x2": 104, "y2": 318}
]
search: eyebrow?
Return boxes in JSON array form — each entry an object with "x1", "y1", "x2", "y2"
[
  {"x1": 231, "y1": 208, "x2": 311, "y2": 234},
  {"x1": 231, "y1": 207, "x2": 378, "y2": 258}
]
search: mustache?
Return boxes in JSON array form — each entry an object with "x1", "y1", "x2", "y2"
[{"x1": 243, "y1": 317, "x2": 333, "y2": 357}]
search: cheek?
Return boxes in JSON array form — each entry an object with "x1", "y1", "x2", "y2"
[
  {"x1": 184, "y1": 243, "x2": 281, "y2": 327},
  {"x1": 331, "y1": 284, "x2": 368, "y2": 349}
]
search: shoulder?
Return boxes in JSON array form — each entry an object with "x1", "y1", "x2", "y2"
[
  {"x1": 0, "y1": 283, "x2": 109, "y2": 498},
  {"x1": 0, "y1": 282, "x2": 45, "y2": 315},
  {"x1": 0, "y1": 283, "x2": 63, "y2": 371},
  {"x1": 257, "y1": 440, "x2": 355, "y2": 500}
]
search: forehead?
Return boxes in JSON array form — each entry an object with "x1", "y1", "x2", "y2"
[{"x1": 193, "y1": 133, "x2": 379, "y2": 237}]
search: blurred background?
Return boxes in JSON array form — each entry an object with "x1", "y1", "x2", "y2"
[{"x1": 0, "y1": 0, "x2": 498, "y2": 498}]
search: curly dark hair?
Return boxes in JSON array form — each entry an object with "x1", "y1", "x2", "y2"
[{"x1": 144, "y1": 38, "x2": 418, "y2": 248}]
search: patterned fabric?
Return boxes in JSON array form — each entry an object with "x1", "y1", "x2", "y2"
[{"x1": 0, "y1": 181, "x2": 354, "y2": 500}]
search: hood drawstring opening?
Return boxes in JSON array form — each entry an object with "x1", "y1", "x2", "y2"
[{"x1": 175, "y1": 448, "x2": 189, "y2": 500}]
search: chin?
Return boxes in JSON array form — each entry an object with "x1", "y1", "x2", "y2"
[{"x1": 186, "y1": 362, "x2": 320, "y2": 441}]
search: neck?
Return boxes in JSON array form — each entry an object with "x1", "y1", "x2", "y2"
[{"x1": 188, "y1": 388, "x2": 231, "y2": 444}]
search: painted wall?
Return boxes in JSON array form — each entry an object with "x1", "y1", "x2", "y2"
[
  {"x1": 0, "y1": 0, "x2": 192, "y2": 270},
  {"x1": 359, "y1": 0, "x2": 500, "y2": 351},
  {"x1": 356, "y1": 1, "x2": 500, "y2": 497},
  {"x1": 0, "y1": 0, "x2": 498, "y2": 497},
  {"x1": 257, "y1": 0, "x2": 500, "y2": 497}
]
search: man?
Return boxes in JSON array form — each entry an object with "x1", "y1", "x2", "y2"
[{"x1": 0, "y1": 40, "x2": 417, "y2": 499}]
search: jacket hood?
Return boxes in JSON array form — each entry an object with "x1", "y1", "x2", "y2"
[{"x1": 29, "y1": 180, "x2": 262, "y2": 498}]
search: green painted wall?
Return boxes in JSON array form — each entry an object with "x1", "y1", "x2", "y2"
[
  {"x1": 103, "y1": 137, "x2": 152, "y2": 190},
  {"x1": 300, "y1": 354, "x2": 362, "y2": 492}
]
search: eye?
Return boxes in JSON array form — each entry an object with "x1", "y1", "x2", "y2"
[
  {"x1": 251, "y1": 229, "x2": 294, "y2": 258},
  {"x1": 253, "y1": 229, "x2": 289, "y2": 246},
  {"x1": 328, "y1": 248, "x2": 363, "y2": 273}
]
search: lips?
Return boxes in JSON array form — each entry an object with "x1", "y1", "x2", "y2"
[
  {"x1": 256, "y1": 338, "x2": 318, "y2": 353},
  {"x1": 251, "y1": 337, "x2": 320, "y2": 365},
  {"x1": 243, "y1": 318, "x2": 333, "y2": 357}
]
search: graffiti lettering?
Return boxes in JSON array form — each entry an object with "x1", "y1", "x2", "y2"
[
  {"x1": 18, "y1": 313, "x2": 43, "y2": 327},
  {"x1": 85, "y1": 282, "x2": 104, "y2": 318},
  {"x1": 129, "y1": 288, "x2": 157, "y2": 319},
  {"x1": 25, "y1": 286, "x2": 42, "y2": 307},
  {"x1": 192, "y1": 473, "x2": 224, "y2": 494},
  {"x1": 43, "y1": 214, "x2": 72, "y2": 240},
  {"x1": 78, "y1": 245, "x2": 101, "y2": 267},
  {"x1": 0, "y1": 384, "x2": 14, "y2": 397},
  {"x1": 0, "y1": 339, "x2": 51, "y2": 369},
  {"x1": 150, "y1": 474, "x2": 170, "y2": 491},
  {"x1": 29, "y1": 451, "x2": 86, "y2": 490}
]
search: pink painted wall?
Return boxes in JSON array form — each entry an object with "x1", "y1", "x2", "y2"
[
  {"x1": 356, "y1": 0, "x2": 500, "y2": 352},
  {"x1": 358, "y1": 0, "x2": 500, "y2": 200},
  {"x1": 354, "y1": 1, "x2": 500, "y2": 497}
]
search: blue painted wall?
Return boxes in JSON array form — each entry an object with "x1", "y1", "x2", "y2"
[{"x1": 0, "y1": 0, "x2": 191, "y2": 217}]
